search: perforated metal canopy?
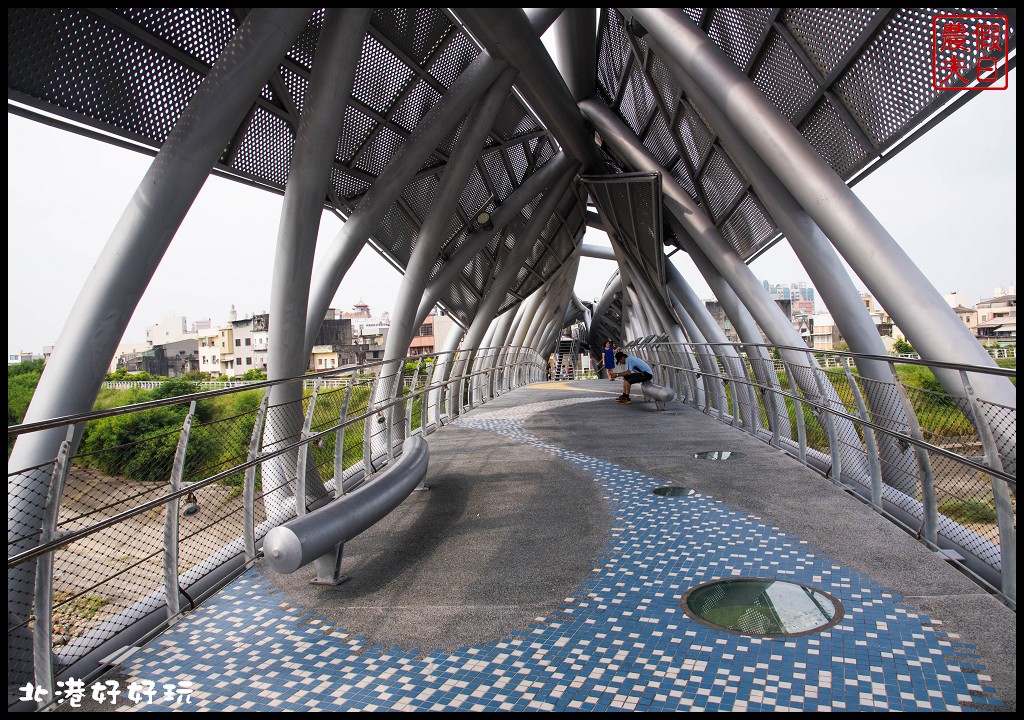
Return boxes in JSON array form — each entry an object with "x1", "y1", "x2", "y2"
[
  {"x1": 7, "y1": 7, "x2": 1016, "y2": 328},
  {"x1": 596, "y1": 7, "x2": 1016, "y2": 262}
]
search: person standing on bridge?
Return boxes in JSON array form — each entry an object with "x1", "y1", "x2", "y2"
[
  {"x1": 609, "y1": 351, "x2": 653, "y2": 404},
  {"x1": 601, "y1": 341, "x2": 616, "y2": 381}
]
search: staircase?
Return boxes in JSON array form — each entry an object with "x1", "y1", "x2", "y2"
[{"x1": 552, "y1": 321, "x2": 587, "y2": 380}]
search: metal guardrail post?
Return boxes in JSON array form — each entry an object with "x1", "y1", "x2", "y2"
[
  {"x1": 364, "y1": 373, "x2": 378, "y2": 476},
  {"x1": 387, "y1": 371, "x2": 399, "y2": 461},
  {"x1": 296, "y1": 379, "x2": 321, "y2": 517},
  {"x1": 333, "y1": 379, "x2": 354, "y2": 498},
  {"x1": 887, "y1": 359, "x2": 938, "y2": 545},
  {"x1": 713, "y1": 355, "x2": 727, "y2": 422},
  {"x1": 735, "y1": 350, "x2": 759, "y2": 437},
  {"x1": 244, "y1": 395, "x2": 270, "y2": 561},
  {"x1": 808, "y1": 359, "x2": 843, "y2": 484},
  {"x1": 959, "y1": 369, "x2": 1016, "y2": 605},
  {"x1": 722, "y1": 352, "x2": 741, "y2": 429},
  {"x1": 164, "y1": 401, "x2": 196, "y2": 623},
  {"x1": 843, "y1": 360, "x2": 883, "y2": 509},
  {"x1": 781, "y1": 359, "x2": 808, "y2": 466},
  {"x1": 407, "y1": 359, "x2": 422, "y2": 438},
  {"x1": 420, "y1": 363, "x2": 430, "y2": 435},
  {"x1": 32, "y1": 424, "x2": 76, "y2": 709},
  {"x1": 463, "y1": 351, "x2": 475, "y2": 412},
  {"x1": 753, "y1": 352, "x2": 782, "y2": 448}
]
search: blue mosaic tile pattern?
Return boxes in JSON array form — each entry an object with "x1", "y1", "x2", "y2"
[{"x1": 118, "y1": 398, "x2": 999, "y2": 711}]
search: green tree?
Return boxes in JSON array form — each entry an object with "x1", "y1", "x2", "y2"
[
  {"x1": 8, "y1": 359, "x2": 45, "y2": 427},
  {"x1": 892, "y1": 338, "x2": 916, "y2": 355},
  {"x1": 79, "y1": 378, "x2": 215, "y2": 481}
]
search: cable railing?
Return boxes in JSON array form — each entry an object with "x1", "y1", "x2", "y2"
[
  {"x1": 624, "y1": 338, "x2": 1016, "y2": 611},
  {"x1": 7, "y1": 346, "x2": 545, "y2": 710}
]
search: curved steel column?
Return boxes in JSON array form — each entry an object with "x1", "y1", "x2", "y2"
[
  {"x1": 551, "y1": 7, "x2": 597, "y2": 103},
  {"x1": 451, "y1": 159, "x2": 581, "y2": 400},
  {"x1": 383, "y1": 67, "x2": 517, "y2": 366},
  {"x1": 7, "y1": 6, "x2": 316, "y2": 689},
  {"x1": 263, "y1": 8, "x2": 371, "y2": 522},
  {"x1": 656, "y1": 49, "x2": 914, "y2": 487},
  {"x1": 665, "y1": 288, "x2": 713, "y2": 408},
  {"x1": 582, "y1": 97, "x2": 868, "y2": 477},
  {"x1": 628, "y1": 7, "x2": 1014, "y2": 463},
  {"x1": 665, "y1": 262, "x2": 733, "y2": 418},
  {"x1": 455, "y1": 8, "x2": 605, "y2": 172},
  {"x1": 412, "y1": 152, "x2": 573, "y2": 330},
  {"x1": 304, "y1": 52, "x2": 507, "y2": 355},
  {"x1": 668, "y1": 225, "x2": 789, "y2": 436}
]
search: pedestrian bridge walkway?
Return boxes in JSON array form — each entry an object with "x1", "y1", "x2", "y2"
[{"x1": 85, "y1": 381, "x2": 1013, "y2": 712}]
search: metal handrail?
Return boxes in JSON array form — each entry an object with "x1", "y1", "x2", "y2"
[
  {"x1": 7, "y1": 346, "x2": 545, "y2": 702},
  {"x1": 626, "y1": 339, "x2": 1016, "y2": 609}
]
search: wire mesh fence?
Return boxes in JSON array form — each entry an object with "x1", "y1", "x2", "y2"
[
  {"x1": 7, "y1": 348, "x2": 545, "y2": 706},
  {"x1": 627, "y1": 340, "x2": 1016, "y2": 607}
]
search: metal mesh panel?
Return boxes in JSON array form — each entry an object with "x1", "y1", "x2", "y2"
[
  {"x1": 481, "y1": 148, "x2": 515, "y2": 202},
  {"x1": 492, "y1": 96, "x2": 542, "y2": 141},
  {"x1": 752, "y1": 31, "x2": 819, "y2": 122},
  {"x1": 800, "y1": 98, "x2": 873, "y2": 179},
  {"x1": 700, "y1": 150, "x2": 745, "y2": 221},
  {"x1": 533, "y1": 136, "x2": 556, "y2": 169},
  {"x1": 371, "y1": 8, "x2": 453, "y2": 68},
  {"x1": 648, "y1": 53, "x2": 682, "y2": 111},
  {"x1": 336, "y1": 106, "x2": 377, "y2": 164},
  {"x1": 505, "y1": 142, "x2": 531, "y2": 187},
  {"x1": 681, "y1": 8, "x2": 704, "y2": 25},
  {"x1": 229, "y1": 107, "x2": 294, "y2": 188},
  {"x1": 114, "y1": 8, "x2": 238, "y2": 68},
  {"x1": 618, "y1": 63, "x2": 654, "y2": 136},
  {"x1": 832, "y1": 8, "x2": 945, "y2": 147},
  {"x1": 285, "y1": 9, "x2": 326, "y2": 70},
  {"x1": 354, "y1": 123, "x2": 407, "y2": 177},
  {"x1": 459, "y1": 165, "x2": 492, "y2": 221},
  {"x1": 9, "y1": 8, "x2": 204, "y2": 146},
  {"x1": 426, "y1": 28, "x2": 479, "y2": 88},
  {"x1": 675, "y1": 105, "x2": 712, "y2": 167},
  {"x1": 643, "y1": 111, "x2": 677, "y2": 169},
  {"x1": 44, "y1": 414, "x2": 190, "y2": 661},
  {"x1": 375, "y1": 203, "x2": 418, "y2": 261},
  {"x1": 279, "y1": 64, "x2": 310, "y2": 117},
  {"x1": 705, "y1": 7, "x2": 775, "y2": 71},
  {"x1": 669, "y1": 157, "x2": 700, "y2": 202},
  {"x1": 400, "y1": 174, "x2": 439, "y2": 229},
  {"x1": 718, "y1": 194, "x2": 777, "y2": 257},
  {"x1": 389, "y1": 78, "x2": 443, "y2": 135},
  {"x1": 979, "y1": 400, "x2": 1016, "y2": 475},
  {"x1": 331, "y1": 167, "x2": 371, "y2": 205},
  {"x1": 782, "y1": 8, "x2": 880, "y2": 77},
  {"x1": 597, "y1": 9, "x2": 630, "y2": 104},
  {"x1": 352, "y1": 34, "x2": 415, "y2": 116}
]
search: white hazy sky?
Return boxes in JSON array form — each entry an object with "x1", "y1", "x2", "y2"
[{"x1": 7, "y1": 73, "x2": 1015, "y2": 356}]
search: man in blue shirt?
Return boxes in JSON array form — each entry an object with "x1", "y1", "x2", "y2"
[{"x1": 609, "y1": 351, "x2": 653, "y2": 404}]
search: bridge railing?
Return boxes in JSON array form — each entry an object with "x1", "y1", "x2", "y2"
[
  {"x1": 625, "y1": 338, "x2": 1016, "y2": 610},
  {"x1": 7, "y1": 346, "x2": 545, "y2": 709}
]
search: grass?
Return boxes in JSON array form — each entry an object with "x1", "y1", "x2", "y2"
[
  {"x1": 52, "y1": 591, "x2": 108, "y2": 643},
  {"x1": 937, "y1": 497, "x2": 998, "y2": 525}
]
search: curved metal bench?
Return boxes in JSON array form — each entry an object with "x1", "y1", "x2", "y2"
[
  {"x1": 640, "y1": 380, "x2": 675, "y2": 410},
  {"x1": 264, "y1": 435, "x2": 429, "y2": 584}
]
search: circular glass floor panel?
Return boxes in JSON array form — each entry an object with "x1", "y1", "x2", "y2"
[
  {"x1": 652, "y1": 486, "x2": 694, "y2": 497},
  {"x1": 693, "y1": 450, "x2": 745, "y2": 460},
  {"x1": 681, "y1": 578, "x2": 842, "y2": 637}
]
